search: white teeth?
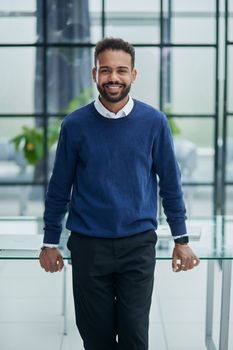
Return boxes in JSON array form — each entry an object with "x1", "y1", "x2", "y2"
[
  {"x1": 105, "y1": 85, "x2": 122, "y2": 89},
  {"x1": 105, "y1": 85, "x2": 122, "y2": 88}
]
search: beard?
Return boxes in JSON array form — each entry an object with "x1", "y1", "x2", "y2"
[{"x1": 96, "y1": 83, "x2": 131, "y2": 103}]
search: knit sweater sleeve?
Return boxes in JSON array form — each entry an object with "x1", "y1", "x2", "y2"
[
  {"x1": 43, "y1": 120, "x2": 78, "y2": 244},
  {"x1": 152, "y1": 113, "x2": 187, "y2": 237}
]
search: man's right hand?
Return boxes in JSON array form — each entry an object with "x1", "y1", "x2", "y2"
[{"x1": 39, "y1": 247, "x2": 64, "y2": 273}]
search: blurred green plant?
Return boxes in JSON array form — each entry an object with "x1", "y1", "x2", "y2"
[
  {"x1": 163, "y1": 104, "x2": 181, "y2": 136},
  {"x1": 66, "y1": 87, "x2": 92, "y2": 114},
  {"x1": 10, "y1": 88, "x2": 92, "y2": 166},
  {"x1": 10, "y1": 121, "x2": 60, "y2": 165}
]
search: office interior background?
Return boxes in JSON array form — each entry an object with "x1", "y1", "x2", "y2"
[
  {"x1": 0, "y1": 0, "x2": 232, "y2": 218},
  {"x1": 0, "y1": 1, "x2": 233, "y2": 350}
]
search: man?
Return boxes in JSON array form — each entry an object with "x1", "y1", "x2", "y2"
[{"x1": 40, "y1": 37, "x2": 200, "y2": 350}]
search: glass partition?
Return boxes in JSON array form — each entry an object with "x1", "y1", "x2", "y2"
[{"x1": 0, "y1": 216, "x2": 233, "y2": 259}]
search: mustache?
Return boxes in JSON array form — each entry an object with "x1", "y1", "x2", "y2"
[{"x1": 103, "y1": 82, "x2": 125, "y2": 87}]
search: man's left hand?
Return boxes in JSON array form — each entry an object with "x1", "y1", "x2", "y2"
[{"x1": 172, "y1": 244, "x2": 200, "y2": 272}]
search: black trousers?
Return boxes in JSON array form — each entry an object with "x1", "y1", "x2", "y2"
[{"x1": 67, "y1": 229, "x2": 157, "y2": 350}]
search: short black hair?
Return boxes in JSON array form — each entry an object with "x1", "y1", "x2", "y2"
[{"x1": 94, "y1": 37, "x2": 135, "y2": 68}]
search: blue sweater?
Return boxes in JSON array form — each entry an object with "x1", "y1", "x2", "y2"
[{"x1": 43, "y1": 100, "x2": 186, "y2": 244}]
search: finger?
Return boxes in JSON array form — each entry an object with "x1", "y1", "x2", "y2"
[
  {"x1": 186, "y1": 256, "x2": 200, "y2": 271},
  {"x1": 189, "y1": 261, "x2": 195, "y2": 270},
  {"x1": 39, "y1": 255, "x2": 49, "y2": 271},
  {"x1": 193, "y1": 256, "x2": 200, "y2": 267},
  {"x1": 50, "y1": 253, "x2": 63, "y2": 272},
  {"x1": 54, "y1": 256, "x2": 64, "y2": 272},
  {"x1": 45, "y1": 260, "x2": 53, "y2": 272},
  {"x1": 53, "y1": 263, "x2": 59, "y2": 273},
  {"x1": 182, "y1": 258, "x2": 193, "y2": 271},
  {"x1": 187, "y1": 260, "x2": 194, "y2": 270},
  {"x1": 173, "y1": 258, "x2": 183, "y2": 272},
  {"x1": 181, "y1": 259, "x2": 187, "y2": 270},
  {"x1": 40, "y1": 252, "x2": 57, "y2": 272},
  {"x1": 186, "y1": 258, "x2": 194, "y2": 270},
  {"x1": 39, "y1": 251, "x2": 50, "y2": 270},
  {"x1": 187, "y1": 256, "x2": 199, "y2": 270},
  {"x1": 58, "y1": 256, "x2": 64, "y2": 271},
  {"x1": 48, "y1": 256, "x2": 63, "y2": 273},
  {"x1": 42, "y1": 262, "x2": 50, "y2": 272},
  {"x1": 187, "y1": 257, "x2": 197, "y2": 270},
  {"x1": 172, "y1": 256, "x2": 178, "y2": 272},
  {"x1": 49, "y1": 260, "x2": 58, "y2": 273}
]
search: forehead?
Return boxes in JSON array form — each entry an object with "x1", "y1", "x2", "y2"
[{"x1": 96, "y1": 49, "x2": 132, "y2": 68}]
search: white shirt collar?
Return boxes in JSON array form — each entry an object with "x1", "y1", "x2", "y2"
[{"x1": 94, "y1": 96, "x2": 134, "y2": 119}]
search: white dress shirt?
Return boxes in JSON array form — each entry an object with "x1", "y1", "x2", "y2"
[{"x1": 94, "y1": 95, "x2": 134, "y2": 118}]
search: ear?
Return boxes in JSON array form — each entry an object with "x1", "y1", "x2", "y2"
[
  {"x1": 131, "y1": 68, "x2": 137, "y2": 83},
  {"x1": 92, "y1": 67, "x2": 97, "y2": 82}
]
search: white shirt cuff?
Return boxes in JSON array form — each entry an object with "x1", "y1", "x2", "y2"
[
  {"x1": 174, "y1": 233, "x2": 189, "y2": 240},
  {"x1": 43, "y1": 243, "x2": 59, "y2": 248}
]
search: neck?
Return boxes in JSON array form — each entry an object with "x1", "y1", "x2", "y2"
[{"x1": 99, "y1": 96, "x2": 129, "y2": 114}]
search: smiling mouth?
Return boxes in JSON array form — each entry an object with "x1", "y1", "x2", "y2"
[{"x1": 104, "y1": 84, "x2": 124, "y2": 92}]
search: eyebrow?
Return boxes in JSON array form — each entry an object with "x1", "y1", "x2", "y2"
[{"x1": 99, "y1": 65, "x2": 130, "y2": 69}]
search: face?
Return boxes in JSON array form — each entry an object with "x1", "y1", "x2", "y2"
[{"x1": 92, "y1": 49, "x2": 137, "y2": 108}]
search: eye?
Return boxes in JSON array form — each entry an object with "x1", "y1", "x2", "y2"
[
  {"x1": 99, "y1": 68, "x2": 110, "y2": 74},
  {"x1": 118, "y1": 68, "x2": 128, "y2": 74}
]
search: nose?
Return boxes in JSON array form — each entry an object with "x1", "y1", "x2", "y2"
[{"x1": 109, "y1": 70, "x2": 119, "y2": 83}]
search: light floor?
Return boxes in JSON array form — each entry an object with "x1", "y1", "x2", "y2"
[{"x1": 0, "y1": 259, "x2": 233, "y2": 350}]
